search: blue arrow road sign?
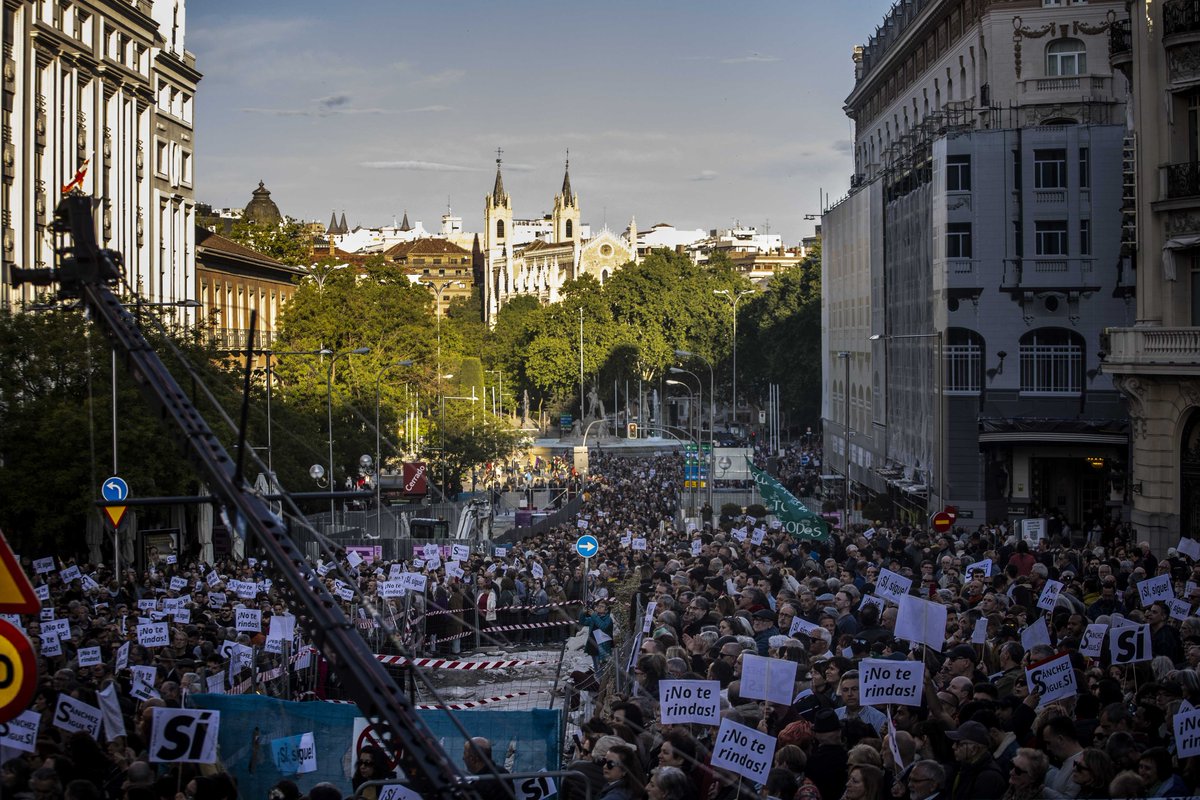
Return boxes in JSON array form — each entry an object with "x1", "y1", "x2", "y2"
[
  {"x1": 101, "y1": 476, "x2": 129, "y2": 502},
  {"x1": 575, "y1": 535, "x2": 599, "y2": 559}
]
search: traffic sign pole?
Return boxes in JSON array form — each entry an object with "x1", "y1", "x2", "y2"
[{"x1": 101, "y1": 477, "x2": 130, "y2": 578}]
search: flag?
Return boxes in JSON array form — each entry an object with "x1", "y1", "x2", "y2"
[
  {"x1": 745, "y1": 458, "x2": 829, "y2": 541},
  {"x1": 62, "y1": 158, "x2": 90, "y2": 194}
]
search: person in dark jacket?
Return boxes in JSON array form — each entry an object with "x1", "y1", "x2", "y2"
[
  {"x1": 945, "y1": 721, "x2": 1007, "y2": 800},
  {"x1": 805, "y1": 709, "x2": 849, "y2": 800},
  {"x1": 751, "y1": 609, "x2": 780, "y2": 655}
]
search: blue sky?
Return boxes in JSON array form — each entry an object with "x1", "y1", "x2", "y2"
[{"x1": 188, "y1": 1, "x2": 896, "y2": 244}]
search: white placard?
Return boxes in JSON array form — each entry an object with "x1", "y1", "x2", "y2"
[
  {"x1": 77, "y1": 645, "x2": 102, "y2": 667},
  {"x1": 493, "y1": 547, "x2": 506, "y2": 557},
  {"x1": 346, "y1": 551, "x2": 364, "y2": 569},
  {"x1": 115, "y1": 640, "x2": 129, "y2": 671},
  {"x1": 739, "y1": 654, "x2": 798, "y2": 705},
  {"x1": 166, "y1": 555, "x2": 177, "y2": 564},
  {"x1": 208, "y1": 592, "x2": 227, "y2": 608},
  {"x1": 513, "y1": 775, "x2": 557, "y2": 800},
  {"x1": 137, "y1": 622, "x2": 170, "y2": 648},
  {"x1": 1021, "y1": 518, "x2": 1046, "y2": 545},
  {"x1": 131, "y1": 665, "x2": 157, "y2": 691},
  {"x1": 379, "y1": 580, "x2": 405, "y2": 598},
  {"x1": 412, "y1": 559, "x2": 426, "y2": 570},
  {"x1": 732, "y1": 528, "x2": 747, "y2": 542},
  {"x1": 206, "y1": 571, "x2": 221, "y2": 587},
  {"x1": 1175, "y1": 706, "x2": 1200, "y2": 758},
  {"x1": 1, "y1": 709, "x2": 40, "y2": 752},
  {"x1": 751, "y1": 529, "x2": 766, "y2": 546},
  {"x1": 790, "y1": 616, "x2": 822, "y2": 638},
  {"x1": 401, "y1": 573, "x2": 428, "y2": 593},
  {"x1": 445, "y1": 562, "x2": 464, "y2": 579},
  {"x1": 33, "y1": 557, "x2": 55, "y2": 574},
  {"x1": 378, "y1": 786, "x2": 423, "y2": 800},
  {"x1": 148, "y1": 708, "x2": 221, "y2": 764},
  {"x1": 1179, "y1": 537, "x2": 1200, "y2": 562},
  {"x1": 1109, "y1": 622, "x2": 1152, "y2": 664},
  {"x1": 451, "y1": 544, "x2": 470, "y2": 562},
  {"x1": 531, "y1": 562, "x2": 544, "y2": 580},
  {"x1": 1080, "y1": 623, "x2": 1108, "y2": 658},
  {"x1": 860, "y1": 657, "x2": 925, "y2": 706},
  {"x1": 60, "y1": 565, "x2": 81, "y2": 583},
  {"x1": 691, "y1": 539, "x2": 702, "y2": 556},
  {"x1": 1021, "y1": 617, "x2": 1052, "y2": 651},
  {"x1": 170, "y1": 577, "x2": 188, "y2": 592},
  {"x1": 874, "y1": 568, "x2": 912, "y2": 604},
  {"x1": 1025, "y1": 652, "x2": 1077, "y2": 704},
  {"x1": 576, "y1": 519, "x2": 589, "y2": 530},
  {"x1": 98, "y1": 683, "x2": 126, "y2": 739},
  {"x1": 235, "y1": 608, "x2": 262, "y2": 633},
  {"x1": 1170, "y1": 598, "x2": 1193, "y2": 621},
  {"x1": 137, "y1": 599, "x2": 157, "y2": 612},
  {"x1": 421, "y1": 544, "x2": 440, "y2": 560},
  {"x1": 711, "y1": 718, "x2": 775, "y2": 784},
  {"x1": 34, "y1": 584, "x2": 50, "y2": 602},
  {"x1": 1138, "y1": 574, "x2": 1174, "y2": 607},
  {"x1": 964, "y1": 559, "x2": 993, "y2": 579},
  {"x1": 642, "y1": 601, "x2": 658, "y2": 634},
  {"x1": 205, "y1": 674, "x2": 225, "y2": 694},
  {"x1": 860, "y1": 595, "x2": 886, "y2": 615},
  {"x1": 1037, "y1": 580, "x2": 1065, "y2": 612},
  {"x1": 971, "y1": 617, "x2": 989, "y2": 645},
  {"x1": 336, "y1": 585, "x2": 355, "y2": 602},
  {"x1": 42, "y1": 619, "x2": 70, "y2": 641},
  {"x1": 52, "y1": 694, "x2": 102, "y2": 738},
  {"x1": 632, "y1": 538, "x2": 647, "y2": 551},
  {"x1": 659, "y1": 680, "x2": 721, "y2": 725},
  {"x1": 895, "y1": 594, "x2": 947, "y2": 651},
  {"x1": 862, "y1": 527, "x2": 876, "y2": 540},
  {"x1": 268, "y1": 614, "x2": 295, "y2": 644},
  {"x1": 272, "y1": 731, "x2": 318, "y2": 775}
]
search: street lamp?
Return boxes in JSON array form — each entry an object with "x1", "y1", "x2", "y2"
[
  {"x1": 326, "y1": 346, "x2": 371, "y2": 520},
  {"x1": 375, "y1": 359, "x2": 414, "y2": 537},
  {"x1": 869, "y1": 330, "x2": 946, "y2": 511},
  {"x1": 263, "y1": 348, "x2": 331, "y2": 477},
  {"x1": 836, "y1": 351, "x2": 851, "y2": 531},
  {"x1": 675, "y1": 349, "x2": 715, "y2": 509},
  {"x1": 713, "y1": 288, "x2": 754, "y2": 426},
  {"x1": 669, "y1": 366, "x2": 708, "y2": 510},
  {"x1": 666, "y1": 379, "x2": 701, "y2": 516},
  {"x1": 423, "y1": 280, "x2": 466, "y2": 384}
]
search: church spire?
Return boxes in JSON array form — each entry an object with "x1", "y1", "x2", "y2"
[
  {"x1": 561, "y1": 149, "x2": 573, "y2": 201},
  {"x1": 338, "y1": 211, "x2": 348, "y2": 233},
  {"x1": 400, "y1": 210, "x2": 412, "y2": 232},
  {"x1": 327, "y1": 211, "x2": 339, "y2": 235},
  {"x1": 492, "y1": 147, "x2": 506, "y2": 204}
]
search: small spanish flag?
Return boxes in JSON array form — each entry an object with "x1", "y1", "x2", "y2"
[{"x1": 62, "y1": 158, "x2": 90, "y2": 194}]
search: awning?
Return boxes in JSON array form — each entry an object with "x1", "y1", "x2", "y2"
[{"x1": 978, "y1": 417, "x2": 1128, "y2": 446}]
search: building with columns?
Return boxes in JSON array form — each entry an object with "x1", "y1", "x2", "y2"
[
  {"x1": 482, "y1": 155, "x2": 634, "y2": 325},
  {"x1": 2, "y1": 0, "x2": 200, "y2": 322},
  {"x1": 822, "y1": 0, "x2": 1132, "y2": 528}
]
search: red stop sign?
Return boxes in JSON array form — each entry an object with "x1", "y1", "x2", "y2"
[{"x1": 931, "y1": 511, "x2": 953, "y2": 533}]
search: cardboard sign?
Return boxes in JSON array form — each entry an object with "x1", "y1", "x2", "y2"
[
  {"x1": 1, "y1": 709, "x2": 40, "y2": 752},
  {"x1": 169, "y1": 577, "x2": 188, "y2": 592},
  {"x1": 149, "y1": 708, "x2": 221, "y2": 764},
  {"x1": 1080, "y1": 624, "x2": 1107, "y2": 657},
  {"x1": 401, "y1": 573, "x2": 427, "y2": 593},
  {"x1": 711, "y1": 718, "x2": 775, "y2": 784},
  {"x1": 235, "y1": 607, "x2": 262, "y2": 633},
  {"x1": 1170, "y1": 598, "x2": 1193, "y2": 621},
  {"x1": 860, "y1": 658, "x2": 925, "y2": 706},
  {"x1": 1138, "y1": 574, "x2": 1174, "y2": 607},
  {"x1": 874, "y1": 568, "x2": 912, "y2": 604},
  {"x1": 1021, "y1": 617, "x2": 1052, "y2": 651},
  {"x1": 971, "y1": 617, "x2": 989, "y2": 644},
  {"x1": 1025, "y1": 652, "x2": 1077, "y2": 703},
  {"x1": 451, "y1": 544, "x2": 470, "y2": 562},
  {"x1": 739, "y1": 654, "x2": 798, "y2": 705},
  {"x1": 1037, "y1": 579, "x2": 1064, "y2": 612},
  {"x1": 1175, "y1": 706, "x2": 1200, "y2": 758},
  {"x1": 1178, "y1": 537, "x2": 1200, "y2": 562},
  {"x1": 895, "y1": 594, "x2": 947, "y2": 651},
  {"x1": 53, "y1": 694, "x2": 103, "y2": 738},
  {"x1": 138, "y1": 622, "x2": 170, "y2": 648},
  {"x1": 1021, "y1": 518, "x2": 1046, "y2": 545},
  {"x1": 1110, "y1": 622, "x2": 1152, "y2": 664},
  {"x1": 965, "y1": 558, "x2": 993, "y2": 579},
  {"x1": 115, "y1": 640, "x2": 129, "y2": 671},
  {"x1": 33, "y1": 557, "x2": 55, "y2": 574},
  {"x1": 379, "y1": 580, "x2": 405, "y2": 598},
  {"x1": 272, "y1": 731, "x2": 318, "y2": 775},
  {"x1": 632, "y1": 538, "x2": 647, "y2": 551},
  {"x1": 60, "y1": 565, "x2": 81, "y2": 583},
  {"x1": 77, "y1": 645, "x2": 102, "y2": 667},
  {"x1": 659, "y1": 680, "x2": 721, "y2": 725}
]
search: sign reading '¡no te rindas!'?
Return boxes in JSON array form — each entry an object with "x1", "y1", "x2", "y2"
[{"x1": 745, "y1": 458, "x2": 829, "y2": 541}]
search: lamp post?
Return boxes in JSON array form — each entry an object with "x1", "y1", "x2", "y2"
[
  {"x1": 375, "y1": 359, "x2": 414, "y2": 537},
  {"x1": 326, "y1": 346, "x2": 371, "y2": 520},
  {"x1": 713, "y1": 288, "x2": 754, "y2": 427},
  {"x1": 423, "y1": 280, "x2": 466, "y2": 383},
  {"x1": 263, "y1": 348, "x2": 331, "y2": 477},
  {"x1": 486, "y1": 368, "x2": 504, "y2": 419},
  {"x1": 666, "y1": 379, "x2": 700, "y2": 516},
  {"x1": 669, "y1": 366, "x2": 708, "y2": 511},
  {"x1": 675, "y1": 349, "x2": 715, "y2": 509},
  {"x1": 836, "y1": 351, "x2": 851, "y2": 531},
  {"x1": 869, "y1": 330, "x2": 946, "y2": 511}
]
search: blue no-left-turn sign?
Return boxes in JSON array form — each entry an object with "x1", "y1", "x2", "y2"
[
  {"x1": 101, "y1": 476, "x2": 129, "y2": 502},
  {"x1": 575, "y1": 535, "x2": 599, "y2": 559}
]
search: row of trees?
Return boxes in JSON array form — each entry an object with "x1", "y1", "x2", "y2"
[{"x1": 0, "y1": 231, "x2": 821, "y2": 550}]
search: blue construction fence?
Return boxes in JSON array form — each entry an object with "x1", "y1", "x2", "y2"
[{"x1": 189, "y1": 694, "x2": 561, "y2": 799}]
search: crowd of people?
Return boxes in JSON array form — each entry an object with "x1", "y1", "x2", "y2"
[{"x1": 3, "y1": 444, "x2": 1199, "y2": 800}]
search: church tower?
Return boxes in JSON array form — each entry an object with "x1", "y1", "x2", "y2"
[
  {"x1": 628, "y1": 216, "x2": 639, "y2": 264},
  {"x1": 483, "y1": 150, "x2": 513, "y2": 324},
  {"x1": 551, "y1": 153, "x2": 579, "y2": 245}
]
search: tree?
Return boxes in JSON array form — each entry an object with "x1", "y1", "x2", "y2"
[{"x1": 226, "y1": 220, "x2": 313, "y2": 266}]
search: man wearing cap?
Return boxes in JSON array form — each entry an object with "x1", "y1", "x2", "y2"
[
  {"x1": 944, "y1": 720, "x2": 1006, "y2": 800},
  {"x1": 941, "y1": 643, "x2": 986, "y2": 685},
  {"x1": 805, "y1": 709, "x2": 848, "y2": 800},
  {"x1": 751, "y1": 609, "x2": 780, "y2": 656}
]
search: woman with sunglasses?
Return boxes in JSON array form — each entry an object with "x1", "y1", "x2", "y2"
[
  {"x1": 598, "y1": 742, "x2": 645, "y2": 800},
  {"x1": 1000, "y1": 748, "x2": 1050, "y2": 800},
  {"x1": 351, "y1": 745, "x2": 394, "y2": 800}
]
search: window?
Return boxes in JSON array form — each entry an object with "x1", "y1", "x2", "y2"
[
  {"x1": 947, "y1": 155, "x2": 971, "y2": 191},
  {"x1": 155, "y1": 140, "x2": 168, "y2": 174},
  {"x1": 946, "y1": 329, "x2": 983, "y2": 393},
  {"x1": 1013, "y1": 150, "x2": 1022, "y2": 190},
  {"x1": 1079, "y1": 147, "x2": 1089, "y2": 188},
  {"x1": 565, "y1": 219, "x2": 573, "y2": 238},
  {"x1": 1046, "y1": 39, "x2": 1086, "y2": 76},
  {"x1": 1080, "y1": 219, "x2": 1091, "y2": 255},
  {"x1": 181, "y1": 151, "x2": 191, "y2": 184},
  {"x1": 1020, "y1": 329, "x2": 1083, "y2": 394},
  {"x1": 947, "y1": 223, "x2": 972, "y2": 258},
  {"x1": 1036, "y1": 220, "x2": 1069, "y2": 256},
  {"x1": 1034, "y1": 149, "x2": 1067, "y2": 188},
  {"x1": 1192, "y1": 258, "x2": 1200, "y2": 324},
  {"x1": 496, "y1": 219, "x2": 505, "y2": 239}
]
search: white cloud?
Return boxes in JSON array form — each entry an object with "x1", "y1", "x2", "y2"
[
  {"x1": 360, "y1": 160, "x2": 481, "y2": 172},
  {"x1": 720, "y1": 53, "x2": 780, "y2": 64},
  {"x1": 690, "y1": 170, "x2": 719, "y2": 182}
]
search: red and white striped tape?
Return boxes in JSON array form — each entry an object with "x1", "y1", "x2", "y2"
[
  {"x1": 479, "y1": 619, "x2": 574, "y2": 634},
  {"x1": 423, "y1": 599, "x2": 584, "y2": 617},
  {"x1": 415, "y1": 689, "x2": 552, "y2": 710},
  {"x1": 373, "y1": 656, "x2": 550, "y2": 669}
]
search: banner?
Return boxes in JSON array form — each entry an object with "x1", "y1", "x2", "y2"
[
  {"x1": 1025, "y1": 652, "x2": 1077, "y2": 703},
  {"x1": 658, "y1": 680, "x2": 721, "y2": 725},
  {"x1": 745, "y1": 458, "x2": 829, "y2": 541},
  {"x1": 860, "y1": 658, "x2": 924, "y2": 706},
  {"x1": 149, "y1": 708, "x2": 221, "y2": 764},
  {"x1": 272, "y1": 731, "x2": 318, "y2": 775},
  {"x1": 711, "y1": 718, "x2": 775, "y2": 784}
]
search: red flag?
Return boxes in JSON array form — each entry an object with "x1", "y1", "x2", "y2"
[{"x1": 62, "y1": 158, "x2": 90, "y2": 194}]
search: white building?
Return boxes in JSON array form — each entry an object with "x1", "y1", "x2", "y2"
[
  {"x1": 2, "y1": 0, "x2": 201, "y2": 322},
  {"x1": 630, "y1": 222, "x2": 707, "y2": 258}
]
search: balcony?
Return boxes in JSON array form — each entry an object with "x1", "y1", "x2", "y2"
[
  {"x1": 1109, "y1": 18, "x2": 1132, "y2": 61},
  {"x1": 1105, "y1": 327, "x2": 1200, "y2": 375},
  {"x1": 1017, "y1": 75, "x2": 1114, "y2": 102},
  {"x1": 1164, "y1": 0, "x2": 1200, "y2": 90},
  {"x1": 1164, "y1": 0, "x2": 1200, "y2": 38},
  {"x1": 207, "y1": 327, "x2": 277, "y2": 351},
  {"x1": 1001, "y1": 258, "x2": 1099, "y2": 292},
  {"x1": 1163, "y1": 161, "x2": 1200, "y2": 200}
]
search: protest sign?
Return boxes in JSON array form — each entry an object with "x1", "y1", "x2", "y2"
[
  {"x1": 1110, "y1": 623, "x2": 1152, "y2": 664},
  {"x1": 751, "y1": 529, "x2": 766, "y2": 546},
  {"x1": 401, "y1": 573, "x2": 428, "y2": 592},
  {"x1": 137, "y1": 622, "x2": 170, "y2": 648},
  {"x1": 965, "y1": 559, "x2": 993, "y2": 579},
  {"x1": 169, "y1": 576, "x2": 188, "y2": 592},
  {"x1": 1080, "y1": 624, "x2": 1107, "y2": 658},
  {"x1": 205, "y1": 674, "x2": 225, "y2": 694},
  {"x1": 860, "y1": 658, "x2": 924, "y2": 706},
  {"x1": 895, "y1": 594, "x2": 947, "y2": 650},
  {"x1": 739, "y1": 654, "x2": 798, "y2": 705},
  {"x1": 34, "y1": 584, "x2": 49, "y2": 602},
  {"x1": 272, "y1": 731, "x2": 318, "y2": 775},
  {"x1": 1021, "y1": 617, "x2": 1052, "y2": 650},
  {"x1": 77, "y1": 646, "x2": 102, "y2": 667},
  {"x1": 1037, "y1": 580, "x2": 1064, "y2": 612},
  {"x1": 1021, "y1": 518, "x2": 1046, "y2": 545},
  {"x1": 206, "y1": 571, "x2": 221, "y2": 587},
  {"x1": 268, "y1": 614, "x2": 295, "y2": 645},
  {"x1": 33, "y1": 556, "x2": 55, "y2": 574},
  {"x1": 378, "y1": 786, "x2": 423, "y2": 800},
  {"x1": 531, "y1": 562, "x2": 544, "y2": 580},
  {"x1": 642, "y1": 601, "x2": 658, "y2": 634},
  {"x1": 445, "y1": 562, "x2": 464, "y2": 579},
  {"x1": 149, "y1": 708, "x2": 221, "y2": 764},
  {"x1": 451, "y1": 544, "x2": 470, "y2": 562},
  {"x1": 208, "y1": 592, "x2": 227, "y2": 608},
  {"x1": 1175, "y1": 706, "x2": 1200, "y2": 758},
  {"x1": 658, "y1": 680, "x2": 721, "y2": 725},
  {"x1": 732, "y1": 528, "x2": 747, "y2": 542},
  {"x1": 52, "y1": 695, "x2": 102, "y2": 738},
  {"x1": 1178, "y1": 537, "x2": 1200, "y2": 562},
  {"x1": 1, "y1": 709, "x2": 40, "y2": 752},
  {"x1": 632, "y1": 538, "x2": 647, "y2": 551},
  {"x1": 860, "y1": 595, "x2": 886, "y2": 615},
  {"x1": 513, "y1": 775, "x2": 557, "y2": 800},
  {"x1": 42, "y1": 618, "x2": 70, "y2": 641},
  {"x1": 971, "y1": 617, "x2": 989, "y2": 645},
  {"x1": 1025, "y1": 652, "x2": 1077, "y2": 703},
  {"x1": 691, "y1": 539, "x2": 702, "y2": 557},
  {"x1": 711, "y1": 718, "x2": 775, "y2": 784},
  {"x1": 874, "y1": 568, "x2": 912, "y2": 604},
  {"x1": 60, "y1": 565, "x2": 81, "y2": 583},
  {"x1": 1138, "y1": 574, "x2": 1174, "y2": 607},
  {"x1": 98, "y1": 683, "x2": 126, "y2": 739},
  {"x1": 137, "y1": 599, "x2": 157, "y2": 612},
  {"x1": 379, "y1": 580, "x2": 405, "y2": 598},
  {"x1": 1171, "y1": 598, "x2": 1193, "y2": 621},
  {"x1": 234, "y1": 608, "x2": 262, "y2": 633},
  {"x1": 790, "y1": 616, "x2": 823, "y2": 638},
  {"x1": 115, "y1": 640, "x2": 129, "y2": 671},
  {"x1": 346, "y1": 551, "x2": 364, "y2": 569}
]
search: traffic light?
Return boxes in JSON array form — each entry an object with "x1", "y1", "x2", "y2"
[{"x1": 627, "y1": 423, "x2": 637, "y2": 438}]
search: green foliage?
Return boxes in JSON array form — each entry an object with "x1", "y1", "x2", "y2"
[{"x1": 226, "y1": 220, "x2": 312, "y2": 266}]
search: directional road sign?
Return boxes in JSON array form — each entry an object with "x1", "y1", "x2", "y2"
[
  {"x1": 575, "y1": 535, "x2": 599, "y2": 559},
  {"x1": 101, "y1": 476, "x2": 129, "y2": 502}
]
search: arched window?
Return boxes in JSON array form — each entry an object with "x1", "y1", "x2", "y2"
[
  {"x1": 1020, "y1": 328, "x2": 1083, "y2": 394},
  {"x1": 946, "y1": 328, "x2": 984, "y2": 393},
  {"x1": 1046, "y1": 39, "x2": 1086, "y2": 77},
  {"x1": 565, "y1": 219, "x2": 573, "y2": 239},
  {"x1": 496, "y1": 219, "x2": 505, "y2": 239}
]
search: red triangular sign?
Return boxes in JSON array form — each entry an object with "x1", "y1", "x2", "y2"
[
  {"x1": 103, "y1": 505, "x2": 127, "y2": 529},
  {"x1": 0, "y1": 529, "x2": 40, "y2": 614}
]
